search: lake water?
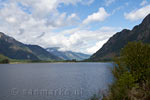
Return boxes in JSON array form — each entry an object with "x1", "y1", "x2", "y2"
[{"x1": 0, "y1": 63, "x2": 113, "y2": 100}]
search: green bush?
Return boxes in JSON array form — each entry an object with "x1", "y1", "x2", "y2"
[
  {"x1": 102, "y1": 42, "x2": 150, "y2": 100},
  {"x1": 0, "y1": 59, "x2": 9, "y2": 64},
  {"x1": 0, "y1": 54, "x2": 10, "y2": 64},
  {"x1": 121, "y1": 42, "x2": 150, "y2": 83}
]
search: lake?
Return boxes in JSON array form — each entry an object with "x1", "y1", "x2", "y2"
[{"x1": 0, "y1": 63, "x2": 113, "y2": 100}]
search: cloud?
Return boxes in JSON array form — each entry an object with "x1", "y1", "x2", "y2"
[
  {"x1": 0, "y1": 0, "x2": 120, "y2": 54},
  {"x1": 13, "y1": 0, "x2": 94, "y2": 17},
  {"x1": 86, "y1": 39, "x2": 108, "y2": 54},
  {"x1": 104, "y1": 0, "x2": 116, "y2": 6},
  {"x1": 83, "y1": 7, "x2": 110, "y2": 25},
  {"x1": 124, "y1": 5, "x2": 150, "y2": 21},
  {"x1": 140, "y1": 0, "x2": 148, "y2": 6},
  {"x1": 46, "y1": 13, "x2": 80, "y2": 27},
  {"x1": 0, "y1": 1, "x2": 80, "y2": 31},
  {"x1": 43, "y1": 26, "x2": 121, "y2": 54}
]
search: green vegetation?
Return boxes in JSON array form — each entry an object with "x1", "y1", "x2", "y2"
[
  {"x1": 102, "y1": 42, "x2": 150, "y2": 100},
  {"x1": 0, "y1": 54, "x2": 80, "y2": 64},
  {"x1": 0, "y1": 54, "x2": 10, "y2": 64},
  {"x1": 90, "y1": 42, "x2": 150, "y2": 100}
]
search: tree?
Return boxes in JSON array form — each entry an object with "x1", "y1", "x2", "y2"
[
  {"x1": 120, "y1": 42, "x2": 150, "y2": 82},
  {"x1": 103, "y1": 42, "x2": 150, "y2": 100},
  {"x1": 1, "y1": 59, "x2": 9, "y2": 64}
]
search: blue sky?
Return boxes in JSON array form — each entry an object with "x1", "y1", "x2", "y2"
[
  {"x1": 0, "y1": 0, "x2": 150, "y2": 54},
  {"x1": 57, "y1": 0, "x2": 147, "y2": 29}
]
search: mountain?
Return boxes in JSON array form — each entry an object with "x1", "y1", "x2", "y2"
[
  {"x1": 0, "y1": 32, "x2": 61, "y2": 61},
  {"x1": 26, "y1": 45, "x2": 61, "y2": 61},
  {"x1": 46, "y1": 47, "x2": 90, "y2": 61},
  {"x1": 90, "y1": 14, "x2": 150, "y2": 61}
]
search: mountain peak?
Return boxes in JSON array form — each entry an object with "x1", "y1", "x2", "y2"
[
  {"x1": 142, "y1": 13, "x2": 150, "y2": 24},
  {"x1": 90, "y1": 13, "x2": 150, "y2": 61},
  {"x1": 0, "y1": 32, "x2": 61, "y2": 61}
]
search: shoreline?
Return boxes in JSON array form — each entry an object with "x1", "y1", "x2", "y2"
[{"x1": 1, "y1": 61, "x2": 112, "y2": 64}]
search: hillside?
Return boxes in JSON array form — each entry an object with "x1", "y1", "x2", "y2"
[
  {"x1": 0, "y1": 32, "x2": 61, "y2": 61},
  {"x1": 27, "y1": 45, "x2": 62, "y2": 61},
  {"x1": 90, "y1": 14, "x2": 150, "y2": 61},
  {"x1": 0, "y1": 54, "x2": 10, "y2": 64},
  {"x1": 46, "y1": 47, "x2": 90, "y2": 61}
]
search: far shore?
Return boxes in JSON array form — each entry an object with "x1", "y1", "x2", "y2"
[{"x1": 1, "y1": 60, "x2": 112, "y2": 64}]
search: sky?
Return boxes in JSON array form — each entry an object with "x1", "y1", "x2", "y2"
[{"x1": 0, "y1": 0, "x2": 150, "y2": 54}]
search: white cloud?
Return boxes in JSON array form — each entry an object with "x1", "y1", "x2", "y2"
[
  {"x1": 46, "y1": 13, "x2": 80, "y2": 27},
  {"x1": 13, "y1": 0, "x2": 94, "y2": 18},
  {"x1": 86, "y1": 39, "x2": 108, "y2": 54},
  {"x1": 140, "y1": 0, "x2": 148, "y2": 6},
  {"x1": 124, "y1": 5, "x2": 150, "y2": 21},
  {"x1": 104, "y1": 0, "x2": 116, "y2": 6},
  {"x1": 6, "y1": 17, "x2": 17, "y2": 23},
  {"x1": 83, "y1": 7, "x2": 110, "y2": 25},
  {"x1": 43, "y1": 26, "x2": 121, "y2": 54},
  {"x1": 0, "y1": 0, "x2": 120, "y2": 54}
]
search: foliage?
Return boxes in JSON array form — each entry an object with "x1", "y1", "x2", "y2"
[
  {"x1": 0, "y1": 54, "x2": 10, "y2": 64},
  {"x1": 102, "y1": 42, "x2": 150, "y2": 100},
  {"x1": 120, "y1": 42, "x2": 150, "y2": 83},
  {"x1": 1, "y1": 59, "x2": 9, "y2": 63}
]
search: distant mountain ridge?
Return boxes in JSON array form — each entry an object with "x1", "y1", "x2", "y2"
[
  {"x1": 26, "y1": 45, "x2": 61, "y2": 61},
  {"x1": 0, "y1": 32, "x2": 61, "y2": 61},
  {"x1": 90, "y1": 14, "x2": 150, "y2": 61},
  {"x1": 46, "y1": 47, "x2": 90, "y2": 61}
]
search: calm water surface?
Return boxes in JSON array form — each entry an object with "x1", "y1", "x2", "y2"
[{"x1": 0, "y1": 63, "x2": 113, "y2": 100}]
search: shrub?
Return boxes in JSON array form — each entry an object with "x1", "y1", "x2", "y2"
[
  {"x1": 120, "y1": 42, "x2": 150, "y2": 83},
  {"x1": 103, "y1": 42, "x2": 150, "y2": 100},
  {"x1": 0, "y1": 59, "x2": 9, "y2": 64}
]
